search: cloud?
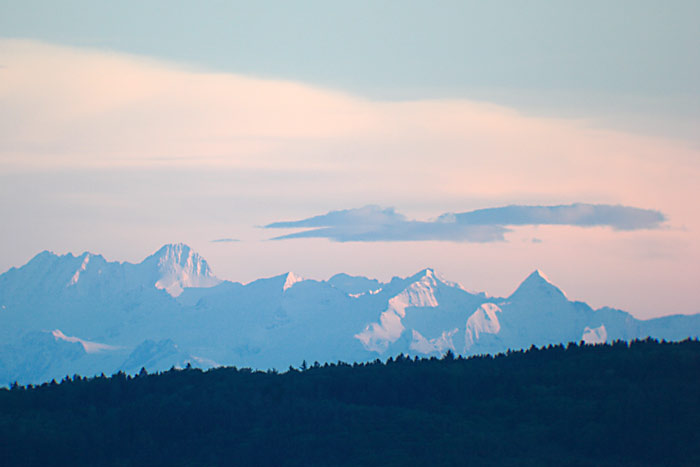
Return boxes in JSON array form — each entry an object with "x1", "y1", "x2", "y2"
[
  {"x1": 265, "y1": 206, "x2": 406, "y2": 229},
  {"x1": 269, "y1": 223, "x2": 507, "y2": 243},
  {"x1": 440, "y1": 203, "x2": 666, "y2": 231},
  {"x1": 1, "y1": 40, "x2": 696, "y2": 244},
  {"x1": 211, "y1": 238, "x2": 239, "y2": 243},
  {"x1": 265, "y1": 205, "x2": 507, "y2": 242},
  {"x1": 264, "y1": 204, "x2": 665, "y2": 242}
]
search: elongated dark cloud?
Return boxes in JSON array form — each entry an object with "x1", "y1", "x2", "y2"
[
  {"x1": 438, "y1": 203, "x2": 665, "y2": 231},
  {"x1": 265, "y1": 206, "x2": 406, "y2": 229},
  {"x1": 265, "y1": 205, "x2": 507, "y2": 242},
  {"x1": 211, "y1": 238, "x2": 239, "y2": 243},
  {"x1": 264, "y1": 203, "x2": 665, "y2": 242}
]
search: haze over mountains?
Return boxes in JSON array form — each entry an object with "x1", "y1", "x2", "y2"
[{"x1": 1, "y1": 243, "x2": 698, "y2": 385}]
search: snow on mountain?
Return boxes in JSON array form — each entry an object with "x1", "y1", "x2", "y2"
[
  {"x1": 327, "y1": 273, "x2": 382, "y2": 296},
  {"x1": 354, "y1": 268, "x2": 490, "y2": 356},
  {"x1": 0, "y1": 250, "x2": 111, "y2": 302},
  {"x1": 282, "y1": 272, "x2": 304, "y2": 292},
  {"x1": 0, "y1": 331, "x2": 86, "y2": 385},
  {"x1": 0, "y1": 329, "x2": 131, "y2": 385},
  {"x1": 50, "y1": 329, "x2": 121, "y2": 354},
  {"x1": 1, "y1": 245, "x2": 700, "y2": 385},
  {"x1": 508, "y1": 269, "x2": 568, "y2": 302},
  {"x1": 478, "y1": 270, "x2": 592, "y2": 352},
  {"x1": 410, "y1": 328, "x2": 459, "y2": 354},
  {"x1": 141, "y1": 243, "x2": 221, "y2": 297},
  {"x1": 464, "y1": 303, "x2": 502, "y2": 351},
  {"x1": 582, "y1": 325, "x2": 607, "y2": 344},
  {"x1": 67, "y1": 254, "x2": 91, "y2": 286},
  {"x1": 355, "y1": 268, "x2": 441, "y2": 352}
]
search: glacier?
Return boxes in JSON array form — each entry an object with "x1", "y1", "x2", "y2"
[{"x1": 1, "y1": 244, "x2": 699, "y2": 385}]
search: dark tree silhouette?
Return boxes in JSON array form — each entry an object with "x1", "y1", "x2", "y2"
[{"x1": 1, "y1": 338, "x2": 699, "y2": 466}]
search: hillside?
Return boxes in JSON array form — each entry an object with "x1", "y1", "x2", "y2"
[{"x1": 1, "y1": 339, "x2": 699, "y2": 466}]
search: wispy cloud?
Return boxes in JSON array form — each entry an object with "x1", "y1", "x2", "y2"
[
  {"x1": 267, "y1": 206, "x2": 492, "y2": 242},
  {"x1": 211, "y1": 238, "x2": 239, "y2": 243},
  {"x1": 265, "y1": 206, "x2": 406, "y2": 229},
  {"x1": 266, "y1": 205, "x2": 506, "y2": 242},
  {"x1": 264, "y1": 204, "x2": 666, "y2": 242}
]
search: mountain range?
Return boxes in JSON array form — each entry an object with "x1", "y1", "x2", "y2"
[{"x1": 1, "y1": 243, "x2": 699, "y2": 385}]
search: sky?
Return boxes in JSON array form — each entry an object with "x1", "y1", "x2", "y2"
[{"x1": 1, "y1": 1, "x2": 699, "y2": 319}]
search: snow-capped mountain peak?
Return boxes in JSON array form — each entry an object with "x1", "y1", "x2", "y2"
[
  {"x1": 283, "y1": 272, "x2": 304, "y2": 291},
  {"x1": 529, "y1": 269, "x2": 552, "y2": 284},
  {"x1": 464, "y1": 303, "x2": 502, "y2": 351},
  {"x1": 3, "y1": 245, "x2": 700, "y2": 386},
  {"x1": 421, "y1": 267, "x2": 435, "y2": 277},
  {"x1": 429, "y1": 268, "x2": 472, "y2": 291},
  {"x1": 410, "y1": 267, "x2": 436, "y2": 281},
  {"x1": 407, "y1": 267, "x2": 467, "y2": 290},
  {"x1": 355, "y1": 268, "x2": 442, "y2": 352},
  {"x1": 149, "y1": 243, "x2": 201, "y2": 269},
  {"x1": 509, "y1": 269, "x2": 567, "y2": 301},
  {"x1": 142, "y1": 243, "x2": 221, "y2": 297}
]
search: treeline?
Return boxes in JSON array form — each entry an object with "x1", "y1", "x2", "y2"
[{"x1": 1, "y1": 338, "x2": 700, "y2": 466}]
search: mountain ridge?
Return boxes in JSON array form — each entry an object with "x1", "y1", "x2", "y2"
[{"x1": 1, "y1": 243, "x2": 699, "y2": 385}]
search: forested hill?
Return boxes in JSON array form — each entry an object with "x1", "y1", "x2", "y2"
[{"x1": 2, "y1": 339, "x2": 700, "y2": 466}]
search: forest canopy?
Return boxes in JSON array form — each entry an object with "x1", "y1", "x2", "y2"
[{"x1": 1, "y1": 338, "x2": 699, "y2": 466}]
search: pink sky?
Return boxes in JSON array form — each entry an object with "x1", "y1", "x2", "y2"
[{"x1": 1, "y1": 40, "x2": 698, "y2": 319}]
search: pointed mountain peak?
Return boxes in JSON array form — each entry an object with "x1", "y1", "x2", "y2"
[
  {"x1": 144, "y1": 243, "x2": 220, "y2": 297},
  {"x1": 22, "y1": 249, "x2": 59, "y2": 268},
  {"x1": 152, "y1": 243, "x2": 193, "y2": 261},
  {"x1": 147, "y1": 243, "x2": 210, "y2": 271},
  {"x1": 528, "y1": 269, "x2": 550, "y2": 283},
  {"x1": 407, "y1": 268, "x2": 437, "y2": 283},
  {"x1": 407, "y1": 268, "x2": 463, "y2": 289},
  {"x1": 509, "y1": 269, "x2": 567, "y2": 300},
  {"x1": 420, "y1": 267, "x2": 436, "y2": 277},
  {"x1": 283, "y1": 271, "x2": 304, "y2": 291}
]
